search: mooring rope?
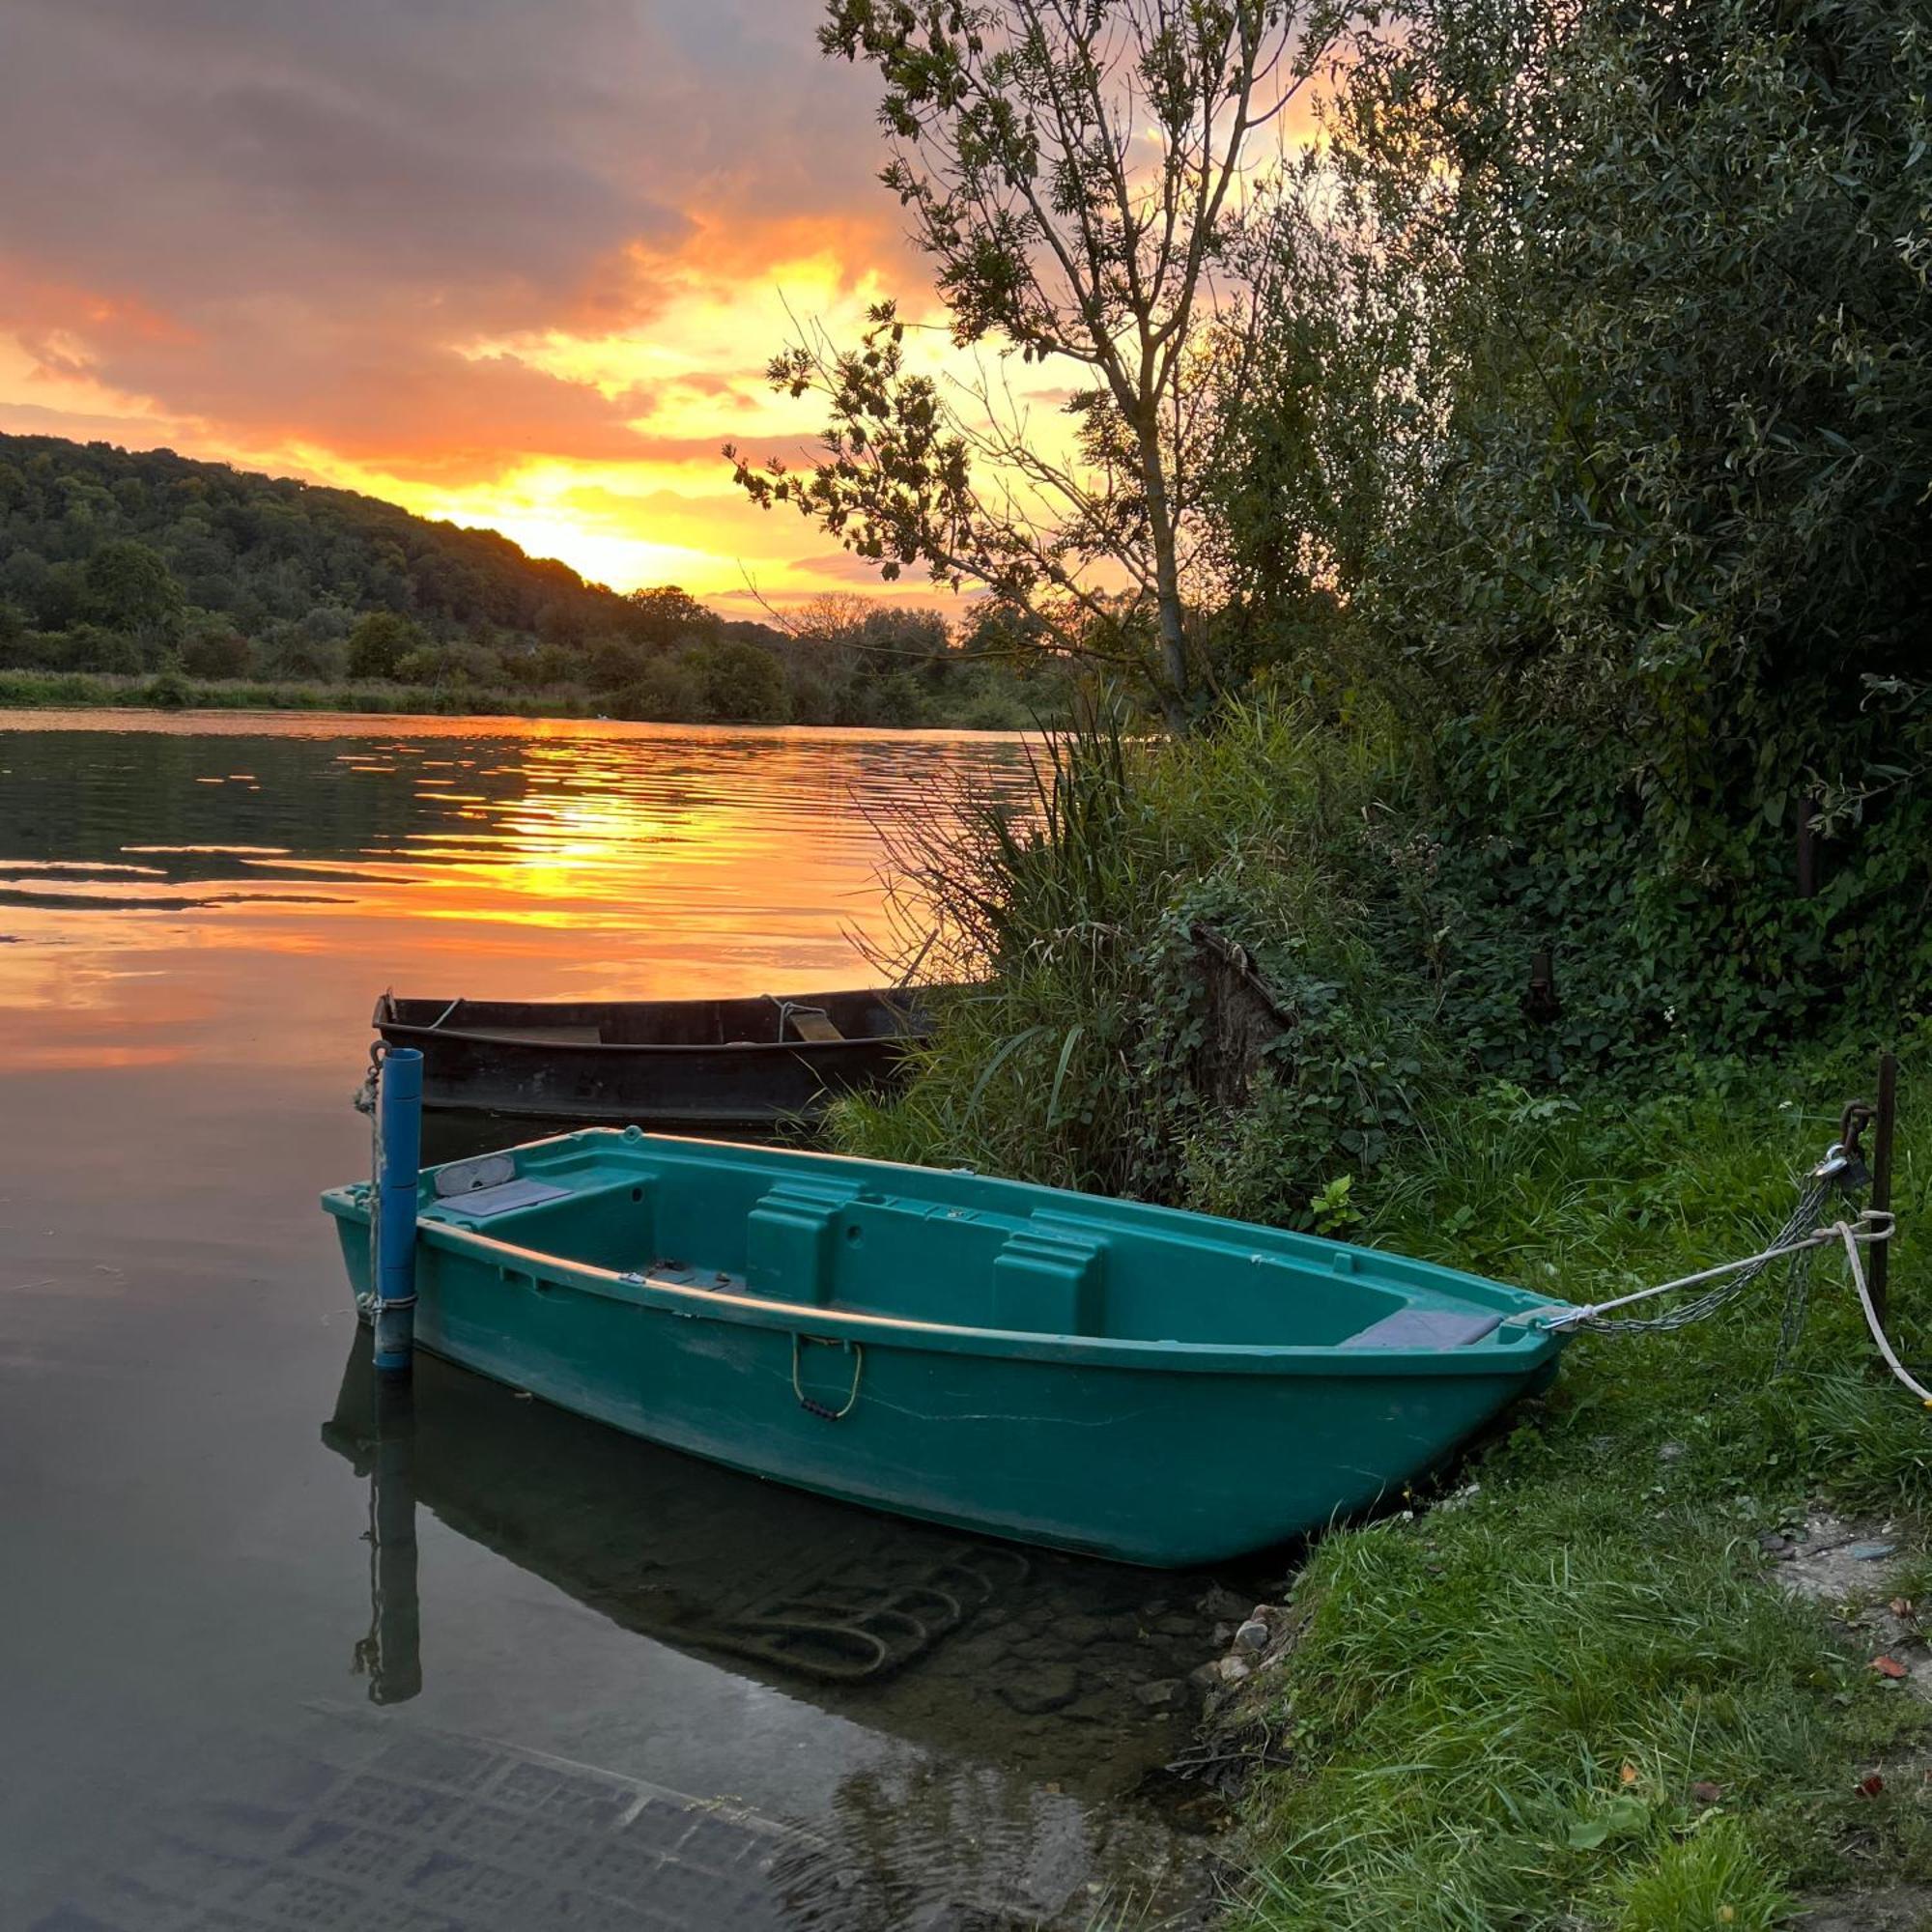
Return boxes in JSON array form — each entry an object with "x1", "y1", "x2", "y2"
[
  {"x1": 1512, "y1": 1188, "x2": 1880, "y2": 1335},
  {"x1": 1516, "y1": 1208, "x2": 1894, "y2": 1335},
  {"x1": 1835, "y1": 1211, "x2": 1932, "y2": 1406},
  {"x1": 1504, "y1": 1118, "x2": 1915, "y2": 1374},
  {"x1": 1501, "y1": 1142, "x2": 1926, "y2": 1407}
]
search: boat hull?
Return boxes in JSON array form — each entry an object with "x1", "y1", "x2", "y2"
[
  {"x1": 375, "y1": 986, "x2": 933, "y2": 1131},
  {"x1": 324, "y1": 1133, "x2": 1566, "y2": 1567}
]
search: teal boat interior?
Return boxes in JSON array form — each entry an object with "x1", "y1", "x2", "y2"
[{"x1": 327, "y1": 1128, "x2": 1563, "y2": 1362}]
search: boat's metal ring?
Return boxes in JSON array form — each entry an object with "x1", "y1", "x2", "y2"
[{"x1": 792, "y1": 1334, "x2": 864, "y2": 1420}]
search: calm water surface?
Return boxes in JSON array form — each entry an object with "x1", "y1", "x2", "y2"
[{"x1": 0, "y1": 714, "x2": 1236, "y2": 1931}]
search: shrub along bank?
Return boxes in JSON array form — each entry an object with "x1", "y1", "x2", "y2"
[{"x1": 831, "y1": 704, "x2": 1931, "y2": 1926}]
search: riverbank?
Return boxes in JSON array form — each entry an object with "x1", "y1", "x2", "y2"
[
  {"x1": 833, "y1": 706, "x2": 1932, "y2": 1926},
  {"x1": 0, "y1": 667, "x2": 1051, "y2": 728},
  {"x1": 1207, "y1": 1055, "x2": 1932, "y2": 1930},
  {"x1": 0, "y1": 668, "x2": 591, "y2": 718}
]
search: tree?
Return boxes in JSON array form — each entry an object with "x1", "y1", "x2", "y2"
[
  {"x1": 727, "y1": 0, "x2": 1334, "y2": 724},
  {"x1": 180, "y1": 624, "x2": 252, "y2": 680},
  {"x1": 688, "y1": 638, "x2": 793, "y2": 724},
  {"x1": 84, "y1": 539, "x2": 183, "y2": 639},
  {"x1": 1213, "y1": 0, "x2": 1932, "y2": 1051},
  {"x1": 1283, "y1": 0, "x2": 1932, "y2": 781},
  {"x1": 627, "y1": 586, "x2": 721, "y2": 647},
  {"x1": 345, "y1": 611, "x2": 424, "y2": 680}
]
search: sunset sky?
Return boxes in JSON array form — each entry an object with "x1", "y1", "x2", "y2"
[{"x1": 0, "y1": 0, "x2": 1016, "y2": 612}]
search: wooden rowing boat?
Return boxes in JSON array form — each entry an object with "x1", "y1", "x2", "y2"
[
  {"x1": 321, "y1": 1128, "x2": 1569, "y2": 1566},
  {"x1": 373, "y1": 985, "x2": 938, "y2": 1132}
]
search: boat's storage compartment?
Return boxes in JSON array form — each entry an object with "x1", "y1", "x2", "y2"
[{"x1": 411, "y1": 1133, "x2": 1540, "y2": 1351}]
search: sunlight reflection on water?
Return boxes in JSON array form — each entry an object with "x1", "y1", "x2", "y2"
[{"x1": 0, "y1": 710, "x2": 1035, "y2": 1071}]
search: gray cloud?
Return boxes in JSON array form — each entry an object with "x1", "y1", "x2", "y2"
[{"x1": 0, "y1": 0, "x2": 899, "y2": 469}]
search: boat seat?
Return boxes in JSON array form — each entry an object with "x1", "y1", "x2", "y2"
[
  {"x1": 1340, "y1": 1307, "x2": 1503, "y2": 1350},
  {"x1": 993, "y1": 1223, "x2": 1105, "y2": 1336},
  {"x1": 785, "y1": 1009, "x2": 845, "y2": 1043},
  {"x1": 747, "y1": 1179, "x2": 862, "y2": 1305}
]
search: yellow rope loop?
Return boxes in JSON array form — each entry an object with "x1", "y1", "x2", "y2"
[{"x1": 792, "y1": 1334, "x2": 865, "y2": 1420}]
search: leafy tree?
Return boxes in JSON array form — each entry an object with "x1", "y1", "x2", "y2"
[
  {"x1": 83, "y1": 539, "x2": 183, "y2": 639},
  {"x1": 346, "y1": 611, "x2": 426, "y2": 680},
  {"x1": 728, "y1": 0, "x2": 1336, "y2": 723},
  {"x1": 392, "y1": 644, "x2": 446, "y2": 685},
  {"x1": 180, "y1": 625, "x2": 252, "y2": 680},
  {"x1": 627, "y1": 586, "x2": 721, "y2": 647},
  {"x1": 688, "y1": 638, "x2": 792, "y2": 724},
  {"x1": 615, "y1": 656, "x2": 710, "y2": 724},
  {"x1": 1278, "y1": 0, "x2": 1932, "y2": 753},
  {"x1": 583, "y1": 637, "x2": 654, "y2": 695},
  {"x1": 1217, "y1": 0, "x2": 1932, "y2": 1052}
]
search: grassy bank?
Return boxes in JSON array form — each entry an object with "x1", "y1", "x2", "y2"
[
  {"x1": 834, "y1": 706, "x2": 1932, "y2": 1925},
  {"x1": 0, "y1": 667, "x2": 1046, "y2": 726},
  {"x1": 1230, "y1": 1057, "x2": 1930, "y2": 1930},
  {"x1": 0, "y1": 668, "x2": 593, "y2": 718}
]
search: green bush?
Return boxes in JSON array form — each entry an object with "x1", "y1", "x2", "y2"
[{"x1": 835, "y1": 698, "x2": 1439, "y2": 1219}]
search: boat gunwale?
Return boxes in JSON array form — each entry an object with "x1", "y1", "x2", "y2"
[
  {"x1": 375, "y1": 986, "x2": 932, "y2": 1059},
  {"x1": 321, "y1": 1186, "x2": 1567, "y2": 1381}
]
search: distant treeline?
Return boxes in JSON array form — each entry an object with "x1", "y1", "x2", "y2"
[{"x1": 0, "y1": 434, "x2": 1065, "y2": 727}]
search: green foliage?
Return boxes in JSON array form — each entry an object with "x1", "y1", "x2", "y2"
[
  {"x1": 687, "y1": 637, "x2": 792, "y2": 724},
  {"x1": 178, "y1": 624, "x2": 251, "y2": 680},
  {"x1": 0, "y1": 432, "x2": 1053, "y2": 728},
  {"x1": 1205, "y1": 0, "x2": 1932, "y2": 1068},
  {"x1": 625, "y1": 585, "x2": 721, "y2": 647},
  {"x1": 144, "y1": 662, "x2": 191, "y2": 708},
  {"x1": 1226, "y1": 1042, "x2": 1932, "y2": 1930},
  {"x1": 83, "y1": 538, "x2": 183, "y2": 639},
  {"x1": 345, "y1": 610, "x2": 427, "y2": 681},
  {"x1": 615, "y1": 656, "x2": 709, "y2": 724},
  {"x1": 835, "y1": 698, "x2": 1437, "y2": 1219}
]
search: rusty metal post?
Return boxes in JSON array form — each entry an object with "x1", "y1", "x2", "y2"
[
  {"x1": 1524, "y1": 949, "x2": 1560, "y2": 1024},
  {"x1": 1869, "y1": 1051, "x2": 1897, "y2": 1327}
]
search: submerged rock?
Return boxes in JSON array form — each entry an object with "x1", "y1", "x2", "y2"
[
  {"x1": 1000, "y1": 1663, "x2": 1080, "y2": 1715},
  {"x1": 1134, "y1": 1679, "x2": 1187, "y2": 1711}
]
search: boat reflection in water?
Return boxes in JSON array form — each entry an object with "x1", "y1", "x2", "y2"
[{"x1": 321, "y1": 1341, "x2": 1243, "y2": 1795}]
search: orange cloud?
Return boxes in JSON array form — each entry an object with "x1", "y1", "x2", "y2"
[{"x1": 0, "y1": 1, "x2": 1155, "y2": 608}]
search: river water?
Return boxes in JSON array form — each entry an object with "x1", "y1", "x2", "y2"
[{"x1": 0, "y1": 714, "x2": 1243, "y2": 1932}]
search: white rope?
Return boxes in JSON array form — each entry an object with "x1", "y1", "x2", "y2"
[{"x1": 1834, "y1": 1213, "x2": 1932, "y2": 1406}]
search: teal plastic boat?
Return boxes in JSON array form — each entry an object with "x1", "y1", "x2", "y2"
[{"x1": 322, "y1": 1129, "x2": 1569, "y2": 1566}]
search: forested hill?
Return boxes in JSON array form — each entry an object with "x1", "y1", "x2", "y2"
[
  {"x1": 0, "y1": 432, "x2": 640, "y2": 650},
  {"x1": 0, "y1": 433, "x2": 1058, "y2": 726}
]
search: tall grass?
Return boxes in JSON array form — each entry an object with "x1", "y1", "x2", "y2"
[
  {"x1": 838, "y1": 698, "x2": 1932, "y2": 1925},
  {"x1": 836, "y1": 696, "x2": 1435, "y2": 1212}
]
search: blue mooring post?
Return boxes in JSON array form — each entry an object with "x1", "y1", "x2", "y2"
[{"x1": 373, "y1": 1046, "x2": 423, "y2": 1378}]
